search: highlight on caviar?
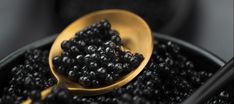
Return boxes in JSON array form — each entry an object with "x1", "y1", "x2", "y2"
[{"x1": 52, "y1": 19, "x2": 144, "y2": 87}]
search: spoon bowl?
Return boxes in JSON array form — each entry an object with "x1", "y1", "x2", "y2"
[
  {"x1": 50, "y1": 9, "x2": 153, "y2": 95},
  {"x1": 23, "y1": 9, "x2": 153, "y2": 103}
]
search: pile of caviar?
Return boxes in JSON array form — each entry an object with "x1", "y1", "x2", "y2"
[
  {"x1": 52, "y1": 19, "x2": 144, "y2": 87},
  {"x1": 0, "y1": 50, "x2": 56, "y2": 104},
  {"x1": 0, "y1": 41, "x2": 232, "y2": 104}
]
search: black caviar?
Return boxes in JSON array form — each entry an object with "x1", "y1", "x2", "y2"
[
  {"x1": 0, "y1": 41, "x2": 232, "y2": 104},
  {"x1": 0, "y1": 50, "x2": 56, "y2": 104},
  {"x1": 29, "y1": 87, "x2": 73, "y2": 104},
  {"x1": 52, "y1": 19, "x2": 144, "y2": 87}
]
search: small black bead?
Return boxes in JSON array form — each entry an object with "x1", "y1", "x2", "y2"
[
  {"x1": 29, "y1": 90, "x2": 41, "y2": 101},
  {"x1": 68, "y1": 70, "x2": 76, "y2": 80},
  {"x1": 61, "y1": 51, "x2": 70, "y2": 57},
  {"x1": 52, "y1": 56, "x2": 61, "y2": 66},
  {"x1": 122, "y1": 63, "x2": 130, "y2": 73},
  {"x1": 89, "y1": 71, "x2": 96, "y2": 79},
  {"x1": 97, "y1": 46, "x2": 104, "y2": 52},
  {"x1": 93, "y1": 28, "x2": 100, "y2": 34},
  {"x1": 105, "y1": 47, "x2": 114, "y2": 55},
  {"x1": 76, "y1": 55, "x2": 84, "y2": 63},
  {"x1": 114, "y1": 63, "x2": 123, "y2": 73},
  {"x1": 100, "y1": 54, "x2": 108, "y2": 62},
  {"x1": 123, "y1": 52, "x2": 133, "y2": 62},
  {"x1": 89, "y1": 62, "x2": 98, "y2": 70},
  {"x1": 100, "y1": 19, "x2": 111, "y2": 30},
  {"x1": 104, "y1": 41, "x2": 116, "y2": 48},
  {"x1": 107, "y1": 62, "x2": 115, "y2": 69},
  {"x1": 61, "y1": 56, "x2": 72, "y2": 65},
  {"x1": 61, "y1": 40, "x2": 71, "y2": 51},
  {"x1": 111, "y1": 34, "x2": 121, "y2": 45},
  {"x1": 79, "y1": 76, "x2": 91, "y2": 87},
  {"x1": 90, "y1": 53, "x2": 99, "y2": 60},
  {"x1": 70, "y1": 46, "x2": 80, "y2": 54},
  {"x1": 96, "y1": 67, "x2": 107, "y2": 78},
  {"x1": 11, "y1": 67, "x2": 18, "y2": 73},
  {"x1": 85, "y1": 45, "x2": 97, "y2": 53},
  {"x1": 76, "y1": 40, "x2": 86, "y2": 48},
  {"x1": 86, "y1": 30, "x2": 95, "y2": 36},
  {"x1": 105, "y1": 74, "x2": 114, "y2": 83},
  {"x1": 57, "y1": 90, "x2": 69, "y2": 100},
  {"x1": 84, "y1": 54, "x2": 92, "y2": 64}
]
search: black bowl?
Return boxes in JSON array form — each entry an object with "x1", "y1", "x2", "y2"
[{"x1": 0, "y1": 33, "x2": 232, "y2": 102}]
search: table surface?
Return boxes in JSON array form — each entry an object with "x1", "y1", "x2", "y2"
[{"x1": 0, "y1": 0, "x2": 233, "y2": 61}]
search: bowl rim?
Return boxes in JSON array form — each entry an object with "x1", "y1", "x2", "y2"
[
  {"x1": 0, "y1": 33, "x2": 225, "y2": 70},
  {"x1": 0, "y1": 35, "x2": 56, "y2": 69}
]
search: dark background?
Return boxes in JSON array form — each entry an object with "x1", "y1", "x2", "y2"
[{"x1": 0, "y1": 0, "x2": 233, "y2": 61}]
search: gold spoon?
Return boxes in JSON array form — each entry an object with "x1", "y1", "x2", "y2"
[{"x1": 23, "y1": 9, "x2": 153, "y2": 104}]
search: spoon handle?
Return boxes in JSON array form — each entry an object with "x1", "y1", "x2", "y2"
[
  {"x1": 22, "y1": 85, "x2": 55, "y2": 104},
  {"x1": 182, "y1": 57, "x2": 234, "y2": 104}
]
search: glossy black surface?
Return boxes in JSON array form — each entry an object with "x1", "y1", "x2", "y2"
[{"x1": 0, "y1": 33, "x2": 232, "y2": 102}]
